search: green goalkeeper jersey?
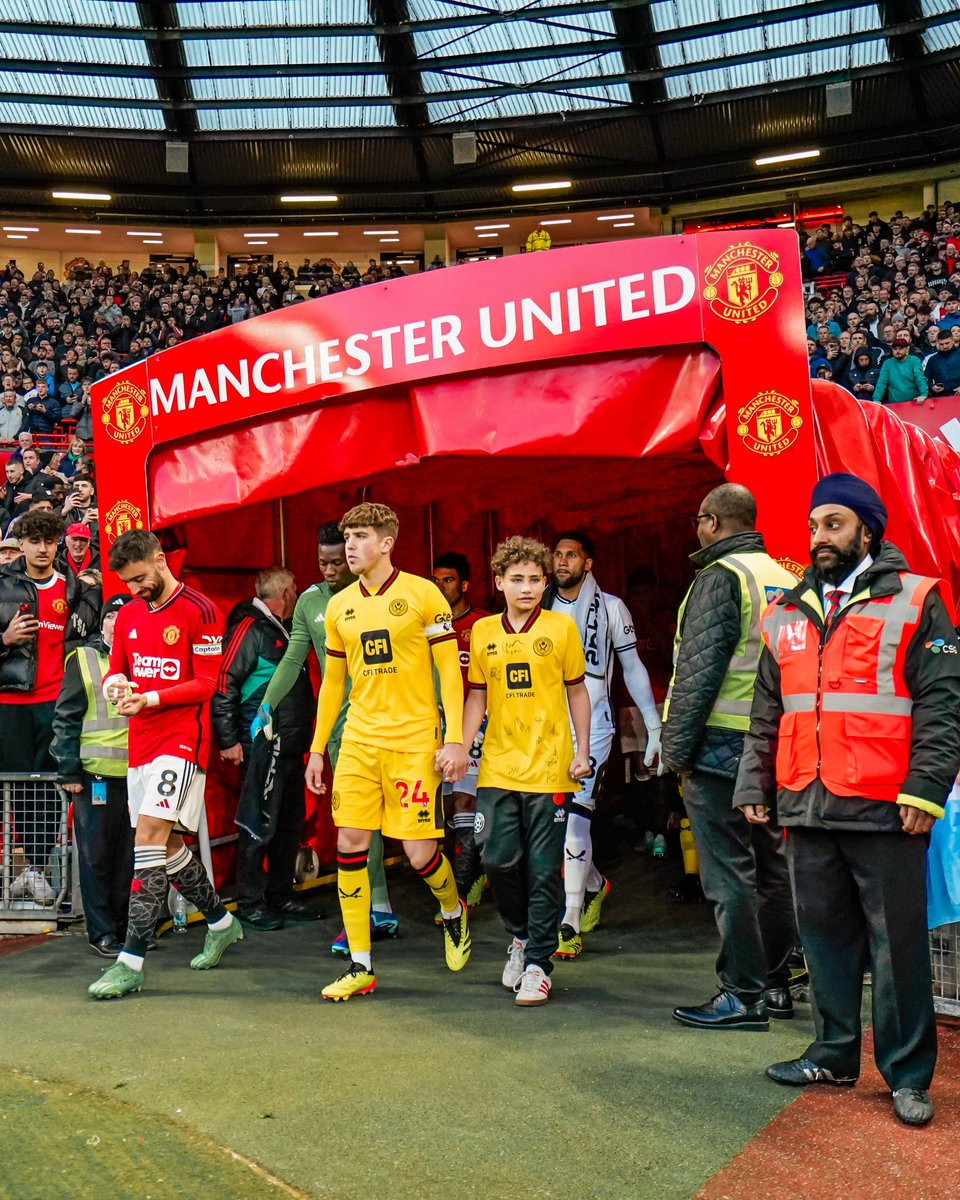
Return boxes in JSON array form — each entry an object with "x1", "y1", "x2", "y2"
[{"x1": 262, "y1": 581, "x2": 350, "y2": 746}]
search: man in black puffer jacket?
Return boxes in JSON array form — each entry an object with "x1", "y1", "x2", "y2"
[
  {"x1": 210, "y1": 566, "x2": 317, "y2": 930},
  {"x1": 662, "y1": 483, "x2": 799, "y2": 1031}
]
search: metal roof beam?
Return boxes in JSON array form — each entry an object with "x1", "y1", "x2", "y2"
[
  {"x1": 0, "y1": 2, "x2": 888, "y2": 46},
  {"x1": 878, "y1": 1, "x2": 929, "y2": 125},
  {"x1": 4, "y1": 12, "x2": 955, "y2": 108}
]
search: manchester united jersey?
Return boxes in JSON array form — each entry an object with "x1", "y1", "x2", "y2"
[
  {"x1": 110, "y1": 583, "x2": 223, "y2": 769},
  {"x1": 452, "y1": 605, "x2": 490, "y2": 695},
  {"x1": 468, "y1": 606, "x2": 586, "y2": 793},
  {"x1": 5, "y1": 572, "x2": 67, "y2": 705},
  {"x1": 324, "y1": 568, "x2": 455, "y2": 749}
]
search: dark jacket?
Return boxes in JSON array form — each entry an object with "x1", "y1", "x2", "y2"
[
  {"x1": 661, "y1": 531, "x2": 772, "y2": 780},
  {"x1": 925, "y1": 346, "x2": 960, "y2": 395},
  {"x1": 734, "y1": 542, "x2": 960, "y2": 830},
  {"x1": 210, "y1": 598, "x2": 313, "y2": 757},
  {"x1": 0, "y1": 561, "x2": 92, "y2": 692}
]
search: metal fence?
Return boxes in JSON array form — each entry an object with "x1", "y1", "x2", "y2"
[
  {"x1": 0, "y1": 773, "x2": 74, "y2": 920},
  {"x1": 931, "y1": 924, "x2": 960, "y2": 1018}
]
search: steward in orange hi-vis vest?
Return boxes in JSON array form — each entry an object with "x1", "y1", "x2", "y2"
[
  {"x1": 734, "y1": 472, "x2": 960, "y2": 1128},
  {"x1": 759, "y1": 571, "x2": 940, "y2": 804}
]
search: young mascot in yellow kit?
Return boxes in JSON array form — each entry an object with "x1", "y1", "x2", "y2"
[{"x1": 305, "y1": 502, "x2": 470, "y2": 1000}]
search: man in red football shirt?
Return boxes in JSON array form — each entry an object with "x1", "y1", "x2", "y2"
[
  {"x1": 1, "y1": 509, "x2": 91, "y2": 904},
  {"x1": 88, "y1": 529, "x2": 243, "y2": 999},
  {"x1": 432, "y1": 551, "x2": 490, "y2": 902}
]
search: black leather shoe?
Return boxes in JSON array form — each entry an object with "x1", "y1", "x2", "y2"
[
  {"x1": 672, "y1": 989, "x2": 769, "y2": 1030},
  {"x1": 764, "y1": 986, "x2": 795, "y2": 1019},
  {"x1": 892, "y1": 1087, "x2": 934, "y2": 1126},
  {"x1": 766, "y1": 1057, "x2": 857, "y2": 1086},
  {"x1": 269, "y1": 900, "x2": 322, "y2": 921},
  {"x1": 238, "y1": 906, "x2": 284, "y2": 931},
  {"x1": 89, "y1": 935, "x2": 122, "y2": 958}
]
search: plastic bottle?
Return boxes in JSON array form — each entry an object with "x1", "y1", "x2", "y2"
[
  {"x1": 680, "y1": 818, "x2": 699, "y2": 876},
  {"x1": 171, "y1": 889, "x2": 188, "y2": 933}
]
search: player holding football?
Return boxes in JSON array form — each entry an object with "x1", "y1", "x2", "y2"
[
  {"x1": 88, "y1": 530, "x2": 242, "y2": 999},
  {"x1": 305, "y1": 503, "x2": 470, "y2": 1001}
]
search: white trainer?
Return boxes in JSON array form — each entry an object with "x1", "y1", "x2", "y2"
[
  {"x1": 514, "y1": 964, "x2": 551, "y2": 1007},
  {"x1": 501, "y1": 938, "x2": 526, "y2": 991},
  {"x1": 27, "y1": 869, "x2": 56, "y2": 906},
  {"x1": 10, "y1": 869, "x2": 31, "y2": 899}
]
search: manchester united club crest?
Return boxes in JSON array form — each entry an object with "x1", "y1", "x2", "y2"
[
  {"x1": 703, "y1": 243, "x2": 784, "y2": 324},
  {"x1": 103, "y1": 498, "x2": 145, "y2": 544},
  {"x1": 163, "y1": 625, "x2": 181, "y2": 645},
  {"x1": 737, "y1": 390, "x2": 803, "y2": 457},
  {"x1": 101, "y1": 379, "x2": 149, "y2": 446}
]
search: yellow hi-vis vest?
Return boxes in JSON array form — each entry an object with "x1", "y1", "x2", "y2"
[
  {"x1": 74, "y1": 645, "x2": 128, "y2": 778},
  {"x1": 664, "y1": 551, "x2": 796, "y2": 732}
]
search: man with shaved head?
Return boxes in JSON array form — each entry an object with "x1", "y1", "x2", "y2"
[{"x1": 662, "y1": 483, "x2": 799, "y2": 1031}]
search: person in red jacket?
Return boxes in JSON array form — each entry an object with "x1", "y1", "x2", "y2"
[
  {"x1": 87, "y1": 529, "x2": 243, "y2": 1000},
  {"x1": 734, "y1": 473, "x2": 960, "y2": 1128}
]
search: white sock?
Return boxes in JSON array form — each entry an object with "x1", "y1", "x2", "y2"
[
  {"x1": 440, "y1": 902, "x2": 462, "y2": 920},
  {"x1": 208, "y1": 913, "x2": 233, "y2": 932},
  {"x1": 372, "y1": 902, "x2": 392, "y2": 914},
  {"x1": 118, "y1": 951, "x2": 144, "y2": 971},
  {"x1": 352, "y1": 950, "x2": 373, "y2": 971},
  {"x1": 562, "y1": 812, "x2": 593, "y2": 930},
  {"x1": 585, "y1": 864, "x2": 604, "y2": 894}
]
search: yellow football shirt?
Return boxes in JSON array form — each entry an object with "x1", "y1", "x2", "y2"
[
  {"x1": 468, "y1": 607, "x2": 586, "y2": 793},
  {"x1": 324, "y1": 568, "x2": 455, "y2": 750}
]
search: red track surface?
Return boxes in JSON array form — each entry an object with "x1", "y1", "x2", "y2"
[
  {"x1": 699, "y1": 1026, "x2": 960, "y2": 1200},
  {"x1": 0, "y1": 934, "x2": 57, "y2": 958}
]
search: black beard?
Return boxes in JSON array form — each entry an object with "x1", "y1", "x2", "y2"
[
  {"x1": 810, "y1": 542, "x2": 868, "y2": 586},
  {"x1": 556, "y1": 566, "x2": 585, "y2": 592}
]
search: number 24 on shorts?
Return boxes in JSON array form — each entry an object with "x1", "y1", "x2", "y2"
[{"x1": 395, "y1": 779, "x2": 431, "y2": 808}]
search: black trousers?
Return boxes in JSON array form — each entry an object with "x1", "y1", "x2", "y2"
[
  {"x1": 474, "y1": 788, "x2": 568, "y2": 973},
  {"x1": 72, "y1": 773, "x2": 134, "y2": 944},
  {"x1": 787, "y1": 825, "x2": 937, "y2": 1090},
  {"x1": 683, "y1": 769, "x2": 797, "y2": 1003},
  {"x1": 235, "y1": 746, "x2": 306, "y2": 910},
  {"x1": 0, "y1": 700, "x2": 58, "y2": 868}
]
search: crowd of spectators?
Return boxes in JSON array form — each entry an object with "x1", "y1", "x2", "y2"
[{"x1": 801, "y1": 201, "x2": 960, "y2": 404}]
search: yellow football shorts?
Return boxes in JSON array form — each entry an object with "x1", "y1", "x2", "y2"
[{"x1": 331, "y1": 741, "x2": 444, "y2": 840}]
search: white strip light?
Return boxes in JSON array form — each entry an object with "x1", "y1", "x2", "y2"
[
  {"x1": 280, "y1": 194, "x2": 338, "y2": 202},
  {"x1": 511, "y1": 181, "x2": 572, "y2": 193},
  {"x1": 477, "y1": 233, "x2": 499, "y2": 239},
  {"x1": 303, "y1": 231, "x2": 339, "y2": 237},
  {"x1": 379, "y1": 238, "x2": 399, "y2": 243},
  {"x1": 597, "y1": 214, "x2": 633, "y2": 221},
  {"x1": 65, "y1": 227, "x2": 101, "y2": 234},
  {"x1": 52, "y1": 190, "x2": 112, "y2": 201},
  {"x1": 3, "y1": 225, "x2": 39, "y2": 232},
  {"x1": 755, "y1": 149, "x2": 821, "y2": 166},
  {"x1": 538, "y1": 218, "x2": 571, "y2": 226},
  {"x1": 6, "y1": 234, "x2": 27, "y2": 240},
  {"x1": 246, "y1": 240, "x2": 269, "y2": 246},
  {"x1": 475, "y1": 223, "x2": 509, "y2": 230},
  {"x1": 244, "y1": 232, "x2": 278, "y2": 238},
  {"x1": 364, "y1": 229, "x2": 399, "y2": 235},
  {"x1": 127, "y1": 230, "x2": 161, "y2": 237},
  {"x1": 612, "y1": 222, "x2": 635, "y2": 228},
  {"x1": 142, "y1": 239, "x2": 163, "y2": 245}
]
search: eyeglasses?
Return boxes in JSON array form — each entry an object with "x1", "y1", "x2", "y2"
[{"x1": 691, "y1": 513, "x2": 716, "y2": 528}]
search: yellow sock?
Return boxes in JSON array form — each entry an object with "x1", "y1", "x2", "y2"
[
  {"x1": 337, "y1": 851, "x2": 371, "y2": 956},
  {"x1": 416, "y1": 847, "x2": 460, "y2": 912}
]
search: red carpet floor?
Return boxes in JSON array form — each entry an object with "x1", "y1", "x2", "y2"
[{"x1": 698, "y1": 1026, "x2": 960, "y2": 1200}]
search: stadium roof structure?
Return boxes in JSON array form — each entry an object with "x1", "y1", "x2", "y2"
[{"x1": 0, "y1": 0, "x2": 958, "y2": 224}]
